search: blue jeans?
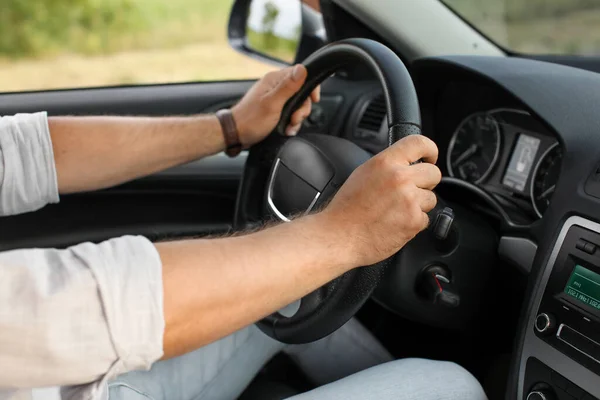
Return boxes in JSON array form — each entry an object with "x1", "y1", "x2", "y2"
[{"x1": 108, "y1": 321, "x2": 487, "y2": 400}]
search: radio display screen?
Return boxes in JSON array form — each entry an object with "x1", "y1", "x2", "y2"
[{"x1": 564, "y1": 264, "x2": 600, "y2": 311}]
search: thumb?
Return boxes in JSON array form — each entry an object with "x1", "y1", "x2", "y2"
[{"x1": 269, "y1": 64, "x2": 307, "y2": 105}]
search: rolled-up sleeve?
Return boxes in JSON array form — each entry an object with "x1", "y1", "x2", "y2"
[
  {"x1": 0, "y1": 112, "x2": 59, "y2": 216},
  {"x1": 0, "y1": 236, "x2": 165, "y2": 397}
]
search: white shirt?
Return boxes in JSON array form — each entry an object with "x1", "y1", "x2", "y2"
[{"x1": 0, "y1": 113, "x2": 165, "y2": 400}]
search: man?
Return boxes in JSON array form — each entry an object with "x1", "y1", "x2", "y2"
[{"x1": 0, "y1": 65, "x2": 487, "y2": 400}]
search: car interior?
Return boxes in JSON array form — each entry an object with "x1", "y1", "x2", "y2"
[{"x1": 2, "y1": 0, "x2": 600, "y2": 399}]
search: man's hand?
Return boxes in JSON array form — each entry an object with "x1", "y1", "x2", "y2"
[
  {"x1": 232, "y1": 64, "x2": 321, "y2": 147},
  {"x1": 159, "y1": 135, "x2": 441, "y2": 357},
  {"x1": 319, "y1": 135, "x2": 442, "y2": 266}
]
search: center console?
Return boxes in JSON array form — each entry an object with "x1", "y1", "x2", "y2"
[{"x1": 519, "y1": 216, "x2": 600, "y2": 400}]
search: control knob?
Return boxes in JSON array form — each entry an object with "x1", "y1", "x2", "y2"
[
  {"x1": 527, "y1": 389, "x2": 555, "y2": 400},
  {"x1": 534, "y1": 313, "x2": 556, "y2": 335}
]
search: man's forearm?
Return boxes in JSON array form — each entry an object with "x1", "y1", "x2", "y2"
[
  {"x1": 50, "y1": 115, "x2": 225, "y2": 194},
  {"x1": 158, "y1": 213, "x2": 352, "y2": 359},
  {"x1": 48, "y1": 65, "x2": 319, "y2": 195},
  {"x1": 157, "y1": 134, "x2": 442, "y2": 360}
]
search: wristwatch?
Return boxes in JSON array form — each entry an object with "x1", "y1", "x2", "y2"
[{"x1": 215, "y1": 109, "x2": 242, "y2": 158}]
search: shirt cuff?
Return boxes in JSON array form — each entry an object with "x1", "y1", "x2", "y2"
[
  {"x1": 62, "y1": 235, "x2": 165, "y2": 400},
  {"x1": 0, "y1": 112, "x2": 59, "y2": 216},
  {"x1": 78, "y1": 235, "x2": 165, "y2": 373}
]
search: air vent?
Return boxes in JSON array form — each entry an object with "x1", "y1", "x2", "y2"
[{"x1": 357, "y1": 94, "x2": 386, "y2": 133}]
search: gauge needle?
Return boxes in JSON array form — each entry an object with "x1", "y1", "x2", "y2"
[
  {"x1": 537, "y1": 184, "x2": 556, "y2": 200},
  {"x1": 452, "y1": 144, "x2": 478, "y2": 167}
]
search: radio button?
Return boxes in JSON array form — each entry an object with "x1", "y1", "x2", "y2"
[
  {"x1": 576, "y1": 239, "x2": 597, "y2": 254},
  {"x1": 535, "y1": 313, "x2": 556, "y2": 335},
  {"x1": 557, "y1": 324, "x2": 600, "y2": 364}
]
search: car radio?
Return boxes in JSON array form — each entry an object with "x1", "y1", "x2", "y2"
[{"x1": 535, "y1": 224, "x2": 600, "y2": 379}]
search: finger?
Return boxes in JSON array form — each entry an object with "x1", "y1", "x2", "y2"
[
  {"x1": 408, "y1": 163, "x2": 442, "y2": 190},
  {"x1": 388, "y1": 135, "x2": 439, "y2": 165},
  {"x1": 268, "y1": 64, "x2": 307, "y2": 105},
  {"x1": 285, "y1": 122, "x2": 302, "y2": 137},
  {"x1": 310, "y1": 86, "x2": 321, "y2": 103},
  {"x1": 290, "y1": 98, "x2": 312, "y2": 126},
  {"x1": 416, "y1": 189, "x2": 438, "y2": 213},
  {"x1": 420, "y1": 211, "x2": 431, "y2": 231}
]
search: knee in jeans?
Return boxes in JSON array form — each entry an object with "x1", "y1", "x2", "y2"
[{"x1": 388, "y1": 358, "x2": 487, "y2": 399}]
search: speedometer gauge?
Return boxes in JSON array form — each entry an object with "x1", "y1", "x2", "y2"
[
  {"x1": 447, "y1": 112, "x2": 501, "y2": 183},
  {"x1": 531, "y1": 144, "x2": 563, "y2": 218}
]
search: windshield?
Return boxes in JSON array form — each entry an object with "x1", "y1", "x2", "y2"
[{"x1": 441, "y1": 0, "x2": 600, "y2": 55}]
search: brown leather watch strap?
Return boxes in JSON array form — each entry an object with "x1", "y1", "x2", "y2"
[{"x1": 215, "y1": 109, "x2": 242, "y2": 157}]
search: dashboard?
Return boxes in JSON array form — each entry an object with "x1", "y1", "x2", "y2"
[
  {"x1": 445, "y1": 108, "x2": 562, "y2": 219},
  {"x1": 418, "y1": 78, "x2": 566, "y2": 225},
  {"x1": 410, "y1": 55, "x2": 600, "y2": 400},
  {"x1": 348, "y1": 78, "x2": 564, "y2": 225}
]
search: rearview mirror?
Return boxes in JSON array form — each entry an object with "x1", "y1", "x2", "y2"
[{"x1": 228, "y1": 0, "x2": 326, "y2": 65}]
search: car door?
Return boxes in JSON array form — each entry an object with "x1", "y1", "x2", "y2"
[{"x1": 0, "y1": 0, "x2": 274, "y2": 251}]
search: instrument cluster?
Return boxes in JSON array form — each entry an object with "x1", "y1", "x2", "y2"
[{"x1": 446, "y1": 108, "x2": 562, "y2": 218}]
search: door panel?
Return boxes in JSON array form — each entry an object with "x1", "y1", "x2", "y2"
[{"x1": 0, "y1": 81, "x2": 254, "y2": 116}]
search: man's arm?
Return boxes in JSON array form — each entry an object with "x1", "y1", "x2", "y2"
[
  {"x1": 0, "y1": 134, "x2": 439, "y2": 389},
  {"x1": 50, "y1": 64, "x2": 319, "y2": 194},
  {"x1": 0, "y1": 62, "x2": 440, "y2": 391},
  {"x1": 159, "y1": 135, "x2": 441, "y2": 358}
]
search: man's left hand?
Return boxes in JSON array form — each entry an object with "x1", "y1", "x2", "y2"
[{"x1": 232, "y1": 65, "x2": 320, "y2": 148}]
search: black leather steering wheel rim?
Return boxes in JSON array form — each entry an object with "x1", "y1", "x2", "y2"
[
  {"x1": 276, "y1": 39, "x2": 421, "y2": 140},
  {"x1": 234, "y1": 38, "x2": 422, "y2": 344}
]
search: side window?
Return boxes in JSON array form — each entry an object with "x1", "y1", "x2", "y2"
[{"x1": 0, "y1": 0, "x2": 276, "y2": 93}]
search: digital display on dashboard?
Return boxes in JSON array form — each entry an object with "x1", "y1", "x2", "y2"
[
  {"x1": 564, "y1": 264, "x2": 600, "y2": 311},
  {"x1": 502, "y1": 134, "x2": 541, "y2": 192}
]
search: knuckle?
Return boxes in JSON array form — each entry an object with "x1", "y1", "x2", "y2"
[
  {"x1": 265, "y1": 71, "x2": 279, "y2": 81},
  {"x1": 417, "y1": 135, "x2": 433, "y2": 151},
  {"x1": 431, "y1": 164, "x2": 442, "y2": 180},
  {"x1": 303, "y1": 101, "x2": 312, "y2": 116},
  {"x1": 291, "y1": 111, "x2": 302, "y2": 123},
  {"x1": 403, "y1": 188, "x2": 418, "y2": 204},
  {"x1": 372, "y1": 154, "x2": 390, "y2": 170},
  {"x1": 429, "y1": 191, "x2": 439, "y2": 206},
  {"x1": 412, "y1": 135, "x2": 437, "y2": 154},
  {"x1": 406, "y1": 207, "x2": 424, "y2": 231},
  {"x1": 404, "y1": 133, "x2": 425, "y2": 147},
  {"x1": 421, "y1": 164, "x2": 442, "y2": 183},
  {"x1": 379, "y1": 154, "x2": 398, "y2": 171},
  {"x1": 424, "y1": 192, "x2": 437, "y2": 212},
  {"x1": 392, "y1": 168, "x2": 411, "y2": 186},
  {"x1": 395, "y1": 180, "x2": 415, "y2": 201}
]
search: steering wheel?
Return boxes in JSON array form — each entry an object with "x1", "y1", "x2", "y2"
[{"x1": 234, "y1": 38, "x2": 424, "y2": 344}]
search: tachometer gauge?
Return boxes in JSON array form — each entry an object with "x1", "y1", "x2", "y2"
[
  {"x1": 531, "y1": 143, "x2": 563, "y2": 218},
  {"x1": 447, "y1": 112, "x2": 501, "y2": 183}
]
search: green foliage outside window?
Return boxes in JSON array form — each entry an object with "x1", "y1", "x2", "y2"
[{"x1": 0, "y1": 0, "x2": 142, "y2": 57}]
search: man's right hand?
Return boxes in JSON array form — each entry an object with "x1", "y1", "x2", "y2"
[
  {"x1": 159, "y1": 134, "x2": 441, "y2": 358},
  {"x1": 319, "y1": 135, "x2": 442, "y2": 267}
]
